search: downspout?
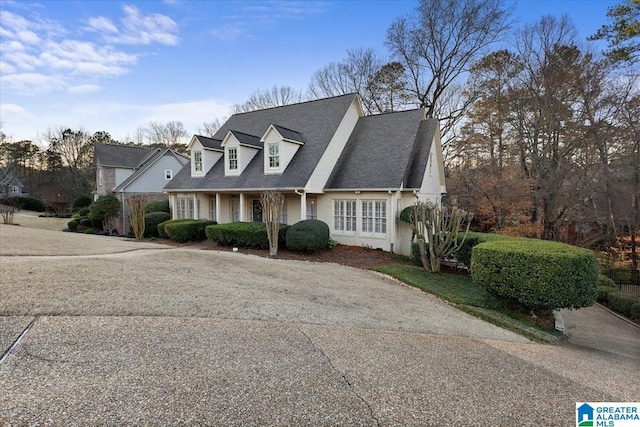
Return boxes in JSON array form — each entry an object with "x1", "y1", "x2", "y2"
[{"x1": 121, "y1": 190, "x2": 125, "y2": 235}]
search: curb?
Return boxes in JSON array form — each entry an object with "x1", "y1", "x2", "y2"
[{"x1": 595, "y1": 302, "x2": 640, "y2": 329}]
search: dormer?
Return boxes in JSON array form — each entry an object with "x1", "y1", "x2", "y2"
[
  {"x1": 187, "y1": 135, "x2": 223, "y2": 177},
  {"x1": 260, "y1": 124, "x2": 305, "y2": 175},
  {"x1": 221, "y1": 130, "x2": 262, "y2": 176}
]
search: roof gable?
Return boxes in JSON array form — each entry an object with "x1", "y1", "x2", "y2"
[
  {"x1": 188, "y1": 135, "x2": 223, "y2": 152},
  {"x1": 261, "y1": 124, "x2": 305, "y2": 145},
  {"x1": 114, "y1": 148, "x2": 188, "y2": 191},
  {"x1": 325, "y1": 109, "x2": 430, "y2": 190}
]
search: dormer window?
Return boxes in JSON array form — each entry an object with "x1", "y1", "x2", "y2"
[
  {"x1": 268, "y1": 143, "x2": 280, "y2": 168},
  {"x1": 229, "y1": 148, "x2": 238, "y2": 171},
  {"x1": 194, "y1": 151, "x2": 203, "y2": 173}
]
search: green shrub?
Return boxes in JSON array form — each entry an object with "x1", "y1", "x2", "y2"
[
  {"x1": 599, "y1": 275, "x2": 616, "y2": 289},
  {"x1": 285, "y1": 219, "x2": 330, "y2": 252},
  {"x1": 455, "y1": 232, "x2": 512, "y2": 267},
  {"x1": 0, "y1": 196, "x2": 47, "y2": 212},
  {"x1": 77, "y1": 207, "x2": 90, "y2": 216},
  {"x1": 471, "y1": 239, "x2": 599, "y2": 311},
  {"x1": 84, "y1": 228, "x2": 95, "y2": 234},
  {"x1": 157, "y1": 219, "x2": 191, "y2": 238},
  {"x1": 89, "y1": 195, "x2": 120, "y2": 227},
  {"x1": 145, "y1": 199, "x2": 170, "y2": 214},
  {"x1": 79, "y1": 218, "x2": 92, "y2": 227},
  {"x1": 144, "y1": 212, "x2": 171, "y2": 237},
  {"x1": 206, "y1": 222, "x2": 289, "y2": 249},
  {"x1": 597, "y1": 283, "x2": 640, "y2": 322},
  {"x1": 164, "y1": 219, "x2": 216, "y2": 243},
  {"x1": 411, "y1": 242, "x2": 424, "y2": 265},
  {"x1": 67, "y1": 220, "x2": 79, "y2": 231},
  {"x1": 72, "y1": 194, "x2": 92, "y2": 210},
  {"x1": 399, "y1": 206, "x2": 414, "y2": 223}
]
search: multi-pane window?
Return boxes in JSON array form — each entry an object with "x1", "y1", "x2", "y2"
[
  {"x1": 177, "y1": 197, "x2": 196, "y2": 219},
  {"x1": 334, "y1": 200, "x2": 356, "y2": 232},
  {"x1": 362, "y1": 200, "x2": 386, "y2": 234},
  {"x1": 165, "y1": 169, "x2": 172, "y2": 180},
  {"x1": 279, "y1": 202, "x2": 288, "y2": 224},
  {"x1": 228, "y1": 148, "x2": 238, "y2": 171},
  {"x1": 194, "y1": 151, "x2": 203, "y2": 172},
  {"x1": 268, "y1": 143, "x2": 280, "y2": 168},
  {"x1": 98, "y1": 169, "x2": 103, "y2": 186}
]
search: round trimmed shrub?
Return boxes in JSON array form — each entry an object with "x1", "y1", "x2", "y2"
[
  {"x1": 158, "y1": 219, "x2": 191, "y2": 239},
  {"x1": 144, "y1": 212, "x2": 171, "y2": 237},
  {"x1": 145, "y1": 200, "x2": 170, "y2": 214},
  {"x1": 79, "y1": 218, "x2": 92, "y2": 227},
  {"x1": 68, "y1": 220, "x2": 79, "y2": 231},
  {"x1": 471, "y1": 239, "x2": 599, "y2": 311},
  {"x1": 164, "y1": 219, "x2": 216, "y2": 243},
  {"x1": 84, "y1": 228, "x2": 95, "y2": 234},
  {"x1": 286, "y1": 219, "x2": 330, "y2": 252},
  {"x1": 0, "y1": 196, "x2": 47, "y2": 212},
  {"x1": 77, "y1": 207, "x2": 90, "y2": 216},
  {"x1": 206, "y1": 222, "x2": 289, "y2": 249}
]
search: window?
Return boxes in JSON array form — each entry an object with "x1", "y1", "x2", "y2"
[
  {"x1": 362, "y1": 200, "x2": 386, "y2": 234},
  {"x1": 268, "y1": 143, "x2": 280, "y2": 168},
  {"x1": 165, "y1": 169, "x2": 172, "y2": 180},
  {"x1": 98, "y1": 169, "x2": 103, "y2": 186},
  {"x1": 279, "y1": 201, "x2": 288, "y2": 224},
  {"x1": 228, "y1": 148, "x2": 238, "y2": 171},
  {"x1": 177, "y1": 197, "x2": 196, "y2": 219},
  {"x1": 9, "y1": 185, "x2": 19, "y2": 194},
  {"x1": 306, "y1": 197, "x2": 317, "y2": 220},
  {"x1": 231, "y1": 196, "x2": 240, "y2": 222},
  {"x1": 334, "y1": 200, "x2": 356, "y2": 232},
  {"x1": 194, "y1": 151, "x2": 203, "y2": 173}
]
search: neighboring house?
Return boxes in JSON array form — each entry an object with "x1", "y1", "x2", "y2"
[
  {"x1": 94, "y1": 144, "x2": 189, "y2": 232},
  {"x1": 0, "y1": 169, "x2": 25, "y2": 197},
  {"x1": 164, "y1": 93, "x2": 446, "y2": 255}
]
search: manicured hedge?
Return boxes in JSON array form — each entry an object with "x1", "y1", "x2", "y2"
[
  {"x1": 67, "y1": 220, "x2": 79, "y2": 231},
  {"x1": 455, "y1": 232, "x2": 512, "y2": 267},
  {"x1": 286, "y1": 219, "x2": 330, "y2": 251},
  {"x1": 206, "y1": 222, "x2": 289, "y2": 249},
  {"x1": 157, "y1": 219, "x2": 192, "y2": 239},
  {"x1": 144, "y1": 212, "x2": 171, "y2": 237},
  {"x1": 597, "y1": 275, "x2": 640, "y2": 322},
  {"x1": 164, "y1": 219, "x2": 216, "y2": 243},
  {"x1": 471, "y1": 239, "x2": 599, "y2": 311}
]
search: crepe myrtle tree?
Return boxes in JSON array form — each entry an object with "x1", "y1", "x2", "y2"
[
  {"x1": 127, "y1": 194, "x2": 147, "y2": 241},
  {"x1": 261, "y1": 191, "x2": 286, "y2": 256},
  {"x1": 409, "y1": 200, "x2": 473, "y2": 273}
]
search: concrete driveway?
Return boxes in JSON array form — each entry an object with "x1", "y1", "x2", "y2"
[{"x1": 1, "y1": 225, "x2": 638, "y2": 426}]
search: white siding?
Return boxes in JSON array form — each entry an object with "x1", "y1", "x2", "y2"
[
  {"x1": 305, "y1": 99, "x2": 361, "y2": 192},
  {"x1": 418, "y1": 133, "x2": 447, "y2": 199},
  {"x1": 190, "y1": 140, "x2": 204, "y2": 176},
  {"x1": 203, "y1": 150, "x2": 222, "y2": 173},
  {"x1": 239, "y1": 145, "x2": 259, "y2": 173},
  {"x1": 262, "y1": 128, "x2": 301, "y2": 174}
]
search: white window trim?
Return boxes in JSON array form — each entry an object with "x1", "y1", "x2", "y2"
[
  {"x1": 228, "y1": 148, "x2": 239, "y2": 173},
  {"x1": 361, "y1": 200, "x2": 387, "y2": 236},
  {"x1": 268, "y1": 143, "x2": 280, "y2": 169},
  {"x1": 98, "y1": 168, "x2": 103, "y2": 186},
  {"x1": 165, "y1": 169, "x2": 173, "y2": 180},
  {"x1": 194, "y1": 151, "x2": 203, "y2": 173},
  {"x1": 333, "y1": 199, "x2": 357, "y2": 235}
]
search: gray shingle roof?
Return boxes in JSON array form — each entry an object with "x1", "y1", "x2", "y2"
[
  {"x1": 194, "y1": 135, "x2": 223, "y2": 151},
  {"x1": 113, "y1": 149, "x2": 188, "y2": 191},
  {"x1": 271, "y1": 124, "x2": 304, "y2": 144},
  {"x1": 94, "y1": 144, "x2": 156, "y2": 168},
  {"x1": 325, "y1": 110, "x2": 435, "y2": 190},
  {"x1": 229, "y1": 130, "x2": 262, "y2": 148},
  {"x1": 165, "y1": 93, "x2": 358, "y2": 191}
]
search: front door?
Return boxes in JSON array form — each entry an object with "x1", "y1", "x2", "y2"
[{"x1": 252, "y1": 200, "x2": 263, "y2": 222}]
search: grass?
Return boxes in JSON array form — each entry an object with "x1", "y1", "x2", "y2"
[{"x1": 374, "y1": 264, "x2": 566, "y2": 343}]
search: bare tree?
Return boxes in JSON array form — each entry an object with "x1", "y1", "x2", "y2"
[
  {"x1": 409, "y1": 200, "x2": 473, "y2": 273},
  {"x1": 145, "y1": 121, "x2": 188, "y2": 146},
  {"x1": 233, "y1": 86, "x2": 304, "y2": 113},
  {"x1": 45, "y1": 126, "x2": 93, "y2": 194},
  {"x1": 386, "y1": 0, "x2": 513, "y2": 144},
  {"x1": 261, "y1": 191, "x2": 286, "y2": 256},
  {"x1": 199, "y1": 117, "x2": 227, "y2": 137},
  {"x1": 128, "y1": 194, "x2": 147, "y2": 241}
]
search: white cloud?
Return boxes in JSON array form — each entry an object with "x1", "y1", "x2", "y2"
[
  {"x1": 1, "y1": 73, "x2": 64, "y2": 95},
  {"x1": 85, "y1": 16, "x2": 118, "y2": 34},
  {"x1": 0, "y1": 61, "x2": 16, "y2": 74},
  {"x1": 91, "y1": 5, "x2": 180, "y2": 46},
  {"x1": 68, "y1": 84, "x2": 101, "y2": 94},
  {"x1": 0, "y1": 103, "x2": 35, "y2": 121}
]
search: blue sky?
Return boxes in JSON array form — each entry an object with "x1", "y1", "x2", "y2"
[{"x1": 0, "y1": 0, "x2": 619, "y2": 144}]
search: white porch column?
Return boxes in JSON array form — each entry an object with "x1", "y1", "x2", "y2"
[
  {"x1": 215, "y1": 193, "x2": 221, "y2": 223},
  {"x1": 239, "y1": 193, "x2": 246, "y2": 222},
  {"x1": 299, "y1": 191, "x2": 306, "y2": 221},
  {"x1": 169, "y1": 193, "x2": 177, "y2": 220},
  {"x1": 193, "y1": 193, "x2": 199, "y2": 219}
]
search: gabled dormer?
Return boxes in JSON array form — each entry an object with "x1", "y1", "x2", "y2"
[
  {"x1": 260, "y1": 124, "x2": 305, "y2": 175},
  {"x1": 187, "y1": 135, "x2": 223, "y2": 177},
  {"x1": 221, "y1": 130, "x2": 262, "y2": 176}
]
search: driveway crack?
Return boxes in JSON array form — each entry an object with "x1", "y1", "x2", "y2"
[
  {"x1": 296, "y1": 326, "x2": 380, "y2": 427},
  {"x1": 0, "y1": 316, "x2": 40, "y2": 365}
]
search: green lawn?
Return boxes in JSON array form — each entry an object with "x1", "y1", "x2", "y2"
[{"x1": 374, "y1": 264, "x2": 565, "y2": 343}]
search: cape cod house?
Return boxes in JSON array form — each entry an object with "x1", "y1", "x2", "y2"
[
  {"x1": 164, "y1": 93, "x2": 446, "y2": 255},
  {"x1": 94, "y1": 143, "x2": 188, "y2": 232}
]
